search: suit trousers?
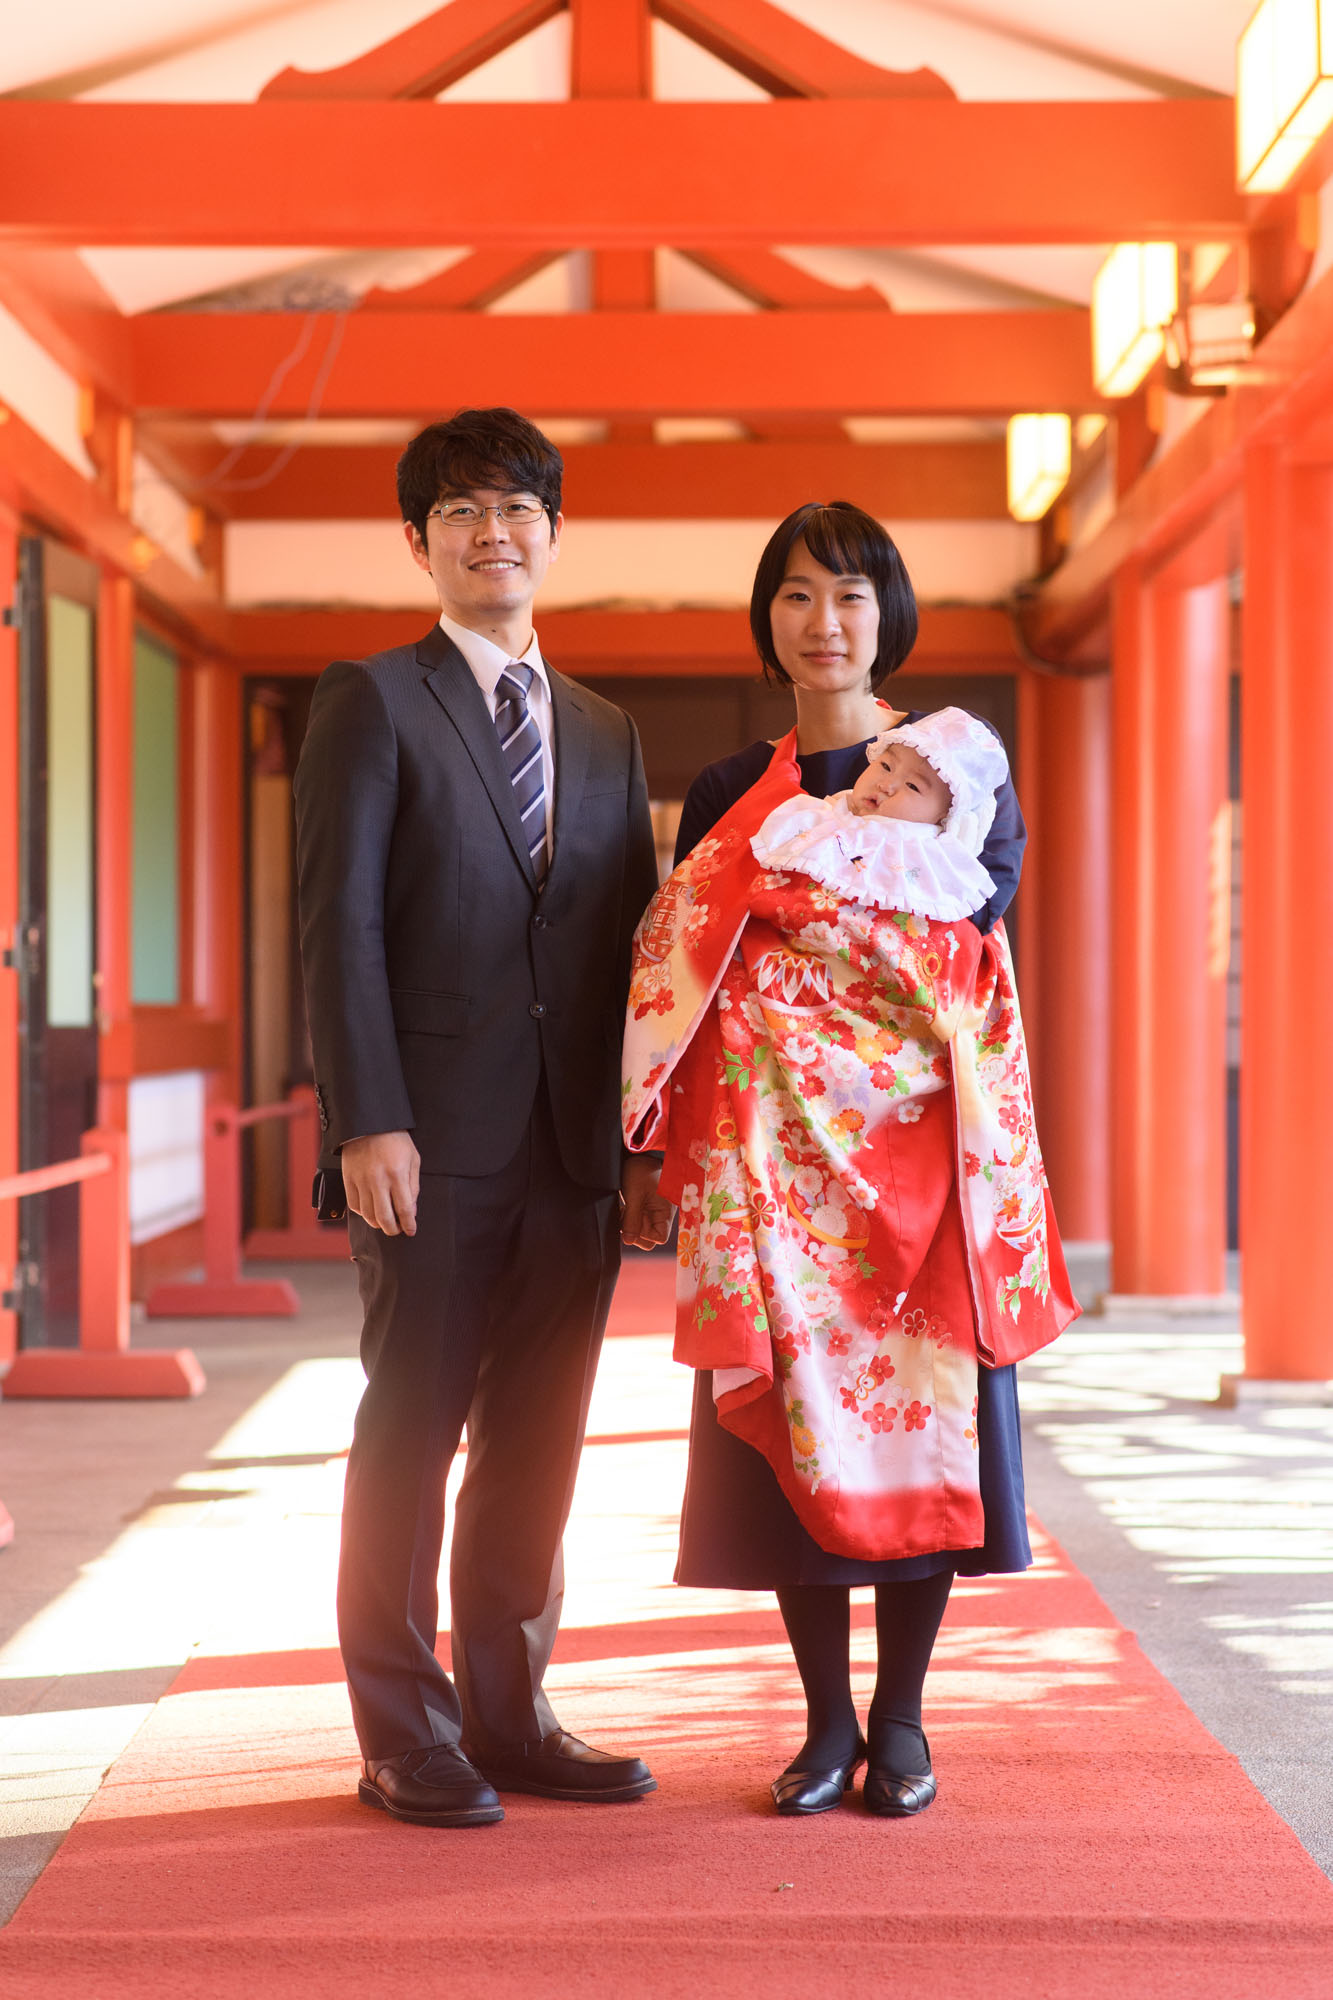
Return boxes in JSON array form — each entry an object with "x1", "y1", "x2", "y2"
[{"x1": 337, "y1": 1083, "x2": 621, "y2": 1760}]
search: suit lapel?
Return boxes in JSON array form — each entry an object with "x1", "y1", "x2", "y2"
[
  {"x1": 548, "y1": 667, "x2": 591, "y2": 882},
  {"x1": 418, "y1": 627, "x2": 536, "y2": 889}
]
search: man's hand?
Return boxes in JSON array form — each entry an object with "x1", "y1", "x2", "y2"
[
  {"x1": 620, "y1": 1154, "x2": 675, "y2": 1251},
  {"x1": 341, "y1": 1130, "x2": 420, "y2": 1237}
]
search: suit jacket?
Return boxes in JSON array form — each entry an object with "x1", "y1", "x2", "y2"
[{"x1": 293, "y1": 623, "x2": 660, "y2": 1188}]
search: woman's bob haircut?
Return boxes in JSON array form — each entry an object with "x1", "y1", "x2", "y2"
[{"x1": 750, "y1": 500, "x2": 918, "y2": 691}]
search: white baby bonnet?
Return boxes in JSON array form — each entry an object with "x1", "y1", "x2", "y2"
[
  {"x1": 867, "y1": 705, "x2": 1010, "y2": 858},
  {"x1": 751, "y1": 792, "x2": 997, "y2": 921}
]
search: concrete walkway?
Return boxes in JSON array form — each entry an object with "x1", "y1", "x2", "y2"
[{"x1": 0, "y1": 1249, "x2": 1328, "y2": 1927}]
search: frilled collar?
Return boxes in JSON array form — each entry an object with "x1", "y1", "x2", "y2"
[{"x1": 750, "y1": 790, "x2": 996, "y2": 924}]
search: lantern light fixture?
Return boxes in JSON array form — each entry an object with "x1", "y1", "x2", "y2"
[
  {"x1": 1237, "y1": 0, "x2": 1333, "y2": 194},
  {"x1": 1166, "y1": 299, "x2": 1258, "y2": 388},
  {"x1": 1092, "y1": 243, "x2": 1179, "y2": 398},
  {"x1": 1006, "y1": 413, "x2": 1072, "y2": 523}
]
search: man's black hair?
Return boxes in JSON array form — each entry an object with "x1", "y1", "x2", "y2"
[{"x1": 397, "y1": 407, "x2": 563, "y2": 540}]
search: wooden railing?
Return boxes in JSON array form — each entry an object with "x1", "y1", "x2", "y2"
[
  {"x1": 145, "y1": 1086, "x2": 344, "y2": 1319},
  {"x1": 1, "y1": 1129, "x2": 203, "y2": 1400}
]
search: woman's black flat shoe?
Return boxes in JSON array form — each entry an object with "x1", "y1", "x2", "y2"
[
  {"x1": 864, "y1": 1730, "x2": 937, "y2": 1817},
  {"x1": 770, "y1": 1737, "x2": 867, "y2": 1816}
]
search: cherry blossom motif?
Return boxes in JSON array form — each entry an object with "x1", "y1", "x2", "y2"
[
  {"x1": 899, "y1": 1308, "x2": 928, "y2": 1339},
  {"x1": 629, "y1": 958, "x2": 674, "y2": 1019},
  {"x1": 840, "y1": 1384, "x2": 862, "y2": 1412},
  {"x1": 862, "y1": 1402, "x2": 896, "y2": 1433},
  {"x1": 826, "y1": 1329, "x2": 852, "y2": 1357},
  {"x1": 795, "y1": 1276, "x2": 840, "y2": 1324},
  {"x1": 896, "y1": 1101, "x2": 925, "y2": 1124},
  {"x1": 775, "y1": 1323, "x2": 811, "y2": 1363},
  {"x1": 823, "y1": 1044, "x2": 863, "y2": 1087},
  {"x1": 903, "y1": 1401, "x2": 932, "y2": 1432},
  {"x1": 865, "y1": 1353, "x2": 896, "y2": 1389}
]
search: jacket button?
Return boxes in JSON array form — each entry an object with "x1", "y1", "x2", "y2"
[
  {"x1": 532, "y1": 913, "x2": 549, "y2": 930},
  {"x1": 529, "y1": 1002, "x2": 547, "y2": 1019}
]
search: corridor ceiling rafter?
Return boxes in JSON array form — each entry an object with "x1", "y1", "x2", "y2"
[
  {"x1": 135, "y1": 435, "x2": 1009, "y2": 520},
  {"x1": 258, "y1": 0, "x2": 952, "y2": 104},
  {"x1": 0, "y1": 100, "x2": 1248, "y2": 248},
  {"x1": 129, "y1": 308, "x2": 1102, "y2": 419}
]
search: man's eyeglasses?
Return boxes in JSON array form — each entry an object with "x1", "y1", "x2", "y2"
[{"x1": 429, "y1": 498, "x2": 547, "y2": 528}]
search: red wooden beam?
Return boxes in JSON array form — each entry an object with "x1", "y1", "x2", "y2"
[
  {"x1": 572, "y1": 0, "x2": 652, "y2": 96},
  {"x1": 593, "y1": 249, "x2": 656, "y2": 309},
  {"x1": 224, "y1": 602, "x2": 1022, "y2": 671},
  {"x1": 1025, "y1": 258, "x2": 1333, "y2": 653},
  {"x1": 0, "y1": 404, "x2": 225, "y2": 643},
  {"x1": 260, "y1": 0, "x2": 563, "y2": 100},
  {"x1": 0, "y1": 248, "x2": 133, "y2": 403},
  {"x1": 140, "y1": 436, "x2": 1007, "y2": 520},
  {"x1": 680, "y1": 247, "x2": 886, "y2": 310},
  {"x1": 0, "y1": 101, "x2": 1248, "y2": 248},
  {"x1": 361, "y1": 248, "x2": 561, "y2": 310},
  {"x1": 655, "y1": 0, "x2": 952, "y2": 99},
  {"x1": 130, "y1": 309, "x2": 1101, "y2": 417}
]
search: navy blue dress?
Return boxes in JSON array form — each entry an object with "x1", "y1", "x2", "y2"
[{"x1": 672, "y1": 717, "x2": 1033, "y2": 1587}]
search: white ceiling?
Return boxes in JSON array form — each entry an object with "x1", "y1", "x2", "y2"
[{"x1": 3, "y1": 0, "x2": 1258, "y2": 317}]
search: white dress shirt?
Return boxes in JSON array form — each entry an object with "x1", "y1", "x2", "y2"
[{"x1": 438, "y1": 611, "x2": 555, "y2": 863}]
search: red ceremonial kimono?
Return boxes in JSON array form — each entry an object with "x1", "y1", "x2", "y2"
[{"x1": 622, "y1": 731, "x2": 1078, "y2": 1561}]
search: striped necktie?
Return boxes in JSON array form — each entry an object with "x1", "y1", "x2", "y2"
[{"x1": 495, "y1": 662, "x2": 548, "y2": 886}]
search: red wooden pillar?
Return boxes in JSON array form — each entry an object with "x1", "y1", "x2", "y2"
[
  {"x1": 95, "y1": 570, "x2": 135, "y2": 1125},
  {"x1": 191, "y1": 660, "x2": 243, "y2": 1088},
  {"x1": 1239, "y1": 448, "x2": 1333, "y2": 1381},
  {"x1": 0, "y1": 494, "x2": 19, "y2": 1375},
  {"x1": 1025, "y1": 671, "x2": 1111, "y2": 1243},
  {"x1": 1109, "y1": 561, "x2": 1230, "y2": 1296},
  {"x1": 0, "y1": 480, "x2": 19, "y2": 1530}
]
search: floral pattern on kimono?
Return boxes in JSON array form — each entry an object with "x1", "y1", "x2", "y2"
[{"x1": 622, "y1": 730, "x2": 1078, "y2": 1562}]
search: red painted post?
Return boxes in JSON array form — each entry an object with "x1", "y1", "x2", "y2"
[
  {"x1": 1108, "y1": 559, "x2": 1230, "y2": 1298},
  {"x1": 145, "y1": 1103, "x2": 299, "y2": 1317},
  {"x1": 4, "y1": 1131, "x2": 204, "y2": 1396},
  {"x1": 202, "y1": 1106, "x2": 243, "y2": 1286},
  {"x1": 1025, "y1": 671, "x2": 1111, "y2": 1244},
  {"x1": 0, "y1": 497, "x2": 19, "y2": 1375},
  {"x1": 1108, "y1": 565, "x2": 1153, "y2": 1291},
  {"x1": 79, "y1": 1124, "x2": 131, "y2": 1352},
  {"x1": 245, "y1": 1085, "x2": 348, "y2": 1261},
  {"x1": 1238, "y1": 448, "x2": 1333, "y2": 1383}
]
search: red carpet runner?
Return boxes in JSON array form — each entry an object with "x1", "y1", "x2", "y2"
[{"x1": 2, "y1": 1259, "x2": 1331, "y2": 1998}]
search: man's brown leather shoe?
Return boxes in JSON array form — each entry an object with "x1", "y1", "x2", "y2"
[
  {"x1": 465, "y1": 1729, "x2": 656, "y2": 1803},
  {"x1": 358, "y1": 1744, "x2": 504, "y2": 1827}
]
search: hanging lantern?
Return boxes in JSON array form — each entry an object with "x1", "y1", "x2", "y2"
[
  {"x1": 1237, "y1": 0, "x2": 1333, "y2": 194},
  {"x1": 1091, "y1": 243, "x2": 1179, "y2": 397},
  {"x1": 1006, "y1": 414, "x2": 1072, "y2": 523}
]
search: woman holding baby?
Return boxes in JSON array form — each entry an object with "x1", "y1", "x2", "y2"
[{"x1": 623, "y1": 502, "x2": 1077, "y2": 1822}]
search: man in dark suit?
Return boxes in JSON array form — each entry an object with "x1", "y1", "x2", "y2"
[{"x1": 294, "y1": 407, "x2": 672, "y2": 1828}]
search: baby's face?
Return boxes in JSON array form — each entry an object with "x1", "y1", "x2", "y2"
[{"x1": 849, "y1": 742, "x2": 952, "y2": 825}]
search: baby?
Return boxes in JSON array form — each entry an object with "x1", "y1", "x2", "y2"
[{"x1": 751, "y1": 706, "x2": 1010, "y2": 924}]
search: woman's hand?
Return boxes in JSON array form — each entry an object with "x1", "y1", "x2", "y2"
[{"x1": 620, "y1": 1155, "x2": 675, "y2": 1250}]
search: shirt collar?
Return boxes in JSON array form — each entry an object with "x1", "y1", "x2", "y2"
[{"x1": 437, "y1": 610, "x2": 548, "y2": 702}]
